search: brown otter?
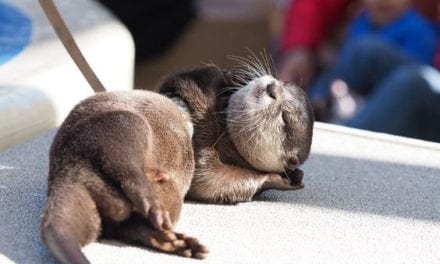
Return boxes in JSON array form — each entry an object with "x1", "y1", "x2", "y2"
[
  {"x1": 159, "y1": 57, "x2": 314, "y2": 204},
  {"x1": 41, "y1": 91, "x2": 208, "y2": 263},
  {"x1": 40, "y1": 61, "x2": 312, "y2": 263},
  {"x1": 40, "y1": 5, "x2": 312, "y2": 255},
  {"x1": 39, "y1": 2, "x2": 209, "y2": 261}
]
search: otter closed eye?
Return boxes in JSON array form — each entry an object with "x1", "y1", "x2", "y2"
[{"x1": 227, "y1": 72, "x2": 313, "y2": 173}]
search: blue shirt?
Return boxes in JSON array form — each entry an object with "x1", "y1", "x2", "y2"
[{"x1": 345, "y1": 9, "x2": 437, "y2": 65}]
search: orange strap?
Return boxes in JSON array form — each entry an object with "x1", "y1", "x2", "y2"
[{"x1": 38, "y1": 0, "x2": 106, "y2": 93}]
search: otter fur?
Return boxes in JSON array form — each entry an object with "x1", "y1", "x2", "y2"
[
  {"x1": 41, "y1": 90, "x2": 208, "y2": 263},
  {"x1": 41, "y1": 58, "x2": 313, "y2": 264},
  {"x1": 159, "y1": 60, "x2": 314, "y2": 204}
]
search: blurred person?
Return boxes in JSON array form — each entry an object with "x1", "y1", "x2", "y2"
[
  {"x1": 278, "y1": 0, "x2": 439, "y2": 90},
  {"x1": 329, "y1": 38, "x2": 440, "y2": 142},
  {"x1": 277, "y1": 0, "x2": 353, "y2": 88},
  {"x1": 343, "y1": 0, "x2": 437, "y2": 64},
  {"x1": 307, "y1": 0, "x2": 438, "y2": 120}
]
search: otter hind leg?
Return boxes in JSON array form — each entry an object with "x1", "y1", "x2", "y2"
[
  {"x1": 86, "y1": 111, "x2": 173, "y2": 230},
  {"x1": 84, "y1": 175, "x2": 133, "y2": 223},
  {"x1": 106, "y1": 214, "x2": 209, "y2": 259},
  {"x1": 98, "y1": 146, "x2": 173, "y2": 231}
]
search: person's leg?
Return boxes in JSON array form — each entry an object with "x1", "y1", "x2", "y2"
[
  {"x1": 346, "y1": 65, "x2": 440, "y2": 141},
  {"x1": 418, "y1": 67, "x2": 440, "y2": 142},
  {"x1": 309, "y1": 36, "x2": 415, "y2": 101}
]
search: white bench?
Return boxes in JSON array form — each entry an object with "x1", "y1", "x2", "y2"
[{"x1": 0, "y1": 0, "x2": 134, "y2": 150}]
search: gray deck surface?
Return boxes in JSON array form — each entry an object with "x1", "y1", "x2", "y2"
[{"x1": 1, "y1": 123, "x2": 439, "y2": 263}]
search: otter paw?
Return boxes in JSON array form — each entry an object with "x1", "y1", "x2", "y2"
[
  {"x1": 263, "y1": 170, "x2": 304, "y2": 191},
  {"x1": 285, "y1": 168, "x2": 304, "y2": 189},
  {"x1": 263, "y1": 174, "x2": 294, "y2": 190},
  {"x1": 149, "y1": 230, "x2": 209, "y2": 259}
]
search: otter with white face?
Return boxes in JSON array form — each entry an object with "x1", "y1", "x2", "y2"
[
  {"x1": 227, "y1": 74, "x2": 313, "y2": 173},
  {"x1": 159, "y1": 57, "x2": 314, "y2": 204}
]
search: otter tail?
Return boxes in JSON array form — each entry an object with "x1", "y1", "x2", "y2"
[
  {"x1": 41, "y1": 183, "x2": 101, "y2": 264},
  {"x1": 41, "y1": 221, "x2": 89, "y2": 264}
]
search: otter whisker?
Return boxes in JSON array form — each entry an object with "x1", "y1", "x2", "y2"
[
  {"x1": 211, "y1": 130, "x2": 227, "y2": 148},
  {"x1": 226, "y1": 106, "x2": 265, "y2": 121},
  {"x1": 245, "y1": 120, "x2": 267, "y2": 147},
  {"x1": 227, "y1": 115, "x2": 262, "y2": 124},
  {"x1": 247, "y1": 49, "x2": 268, "y2": 77},
  {"x1": 230, "y1": 50, "x2": 277, "y2": 82},
  {"x1": 244, "y1": 56, "x2": 267, "y2": 78},
  {"x1": 224, "y1": 113, "x2": 265, "y2": 146},
  {"x1": 231, "y1": 61, "x2": 261, "y2": 79},
  {"x1": 228, "y1": 55, "x2": 265, "y2": 78},
  {"x1": 231, "y1": 72, "x2": 254, "y2": 83},
  {"x1": 216, "y1": 86, "x2": 241, "y2": 96},
  {"x1": 230, "y1": 112, "x2": 265, "y2": 139},
  {"x1": 217, "y1": 107, "x2": 262, "y2": 115},
  {"x1": 233, "y1": 67, "x2": 259, "y2": 76},
  {"x1": 260, "y1": 49, "x2": 275, "y2": 77},
  {"x1": 228, "y1": 113, "x2": 262, "y2": 134},
  {"x1": 268, "y1": 53, "x2": 277, "y2": 77},
  {"x1": 227, "y1": 113, "x2": 262, "y2": 125},
  {"x1": 230, "y1": 74, "x2": 252, "y2": 86}
]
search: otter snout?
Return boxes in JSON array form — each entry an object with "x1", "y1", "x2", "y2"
[{"x1": 266, "y1": 82, "x2": 282, "y2": 100}]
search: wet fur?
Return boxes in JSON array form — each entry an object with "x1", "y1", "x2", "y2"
[
  {"x1": 41, "y1": 91, "x2": 208, "y2": 263},
  {"x1": 159, "y1": 59, "x2": 314, "y2": 204}
]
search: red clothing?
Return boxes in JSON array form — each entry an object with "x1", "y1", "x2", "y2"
[
  {"x1": 281, "y1": 0, "x2": 440, "y2": 66},
  {"x1": 281, "y1": 0, "x2": 351, "y2": 53},
  {"x1": 414, "y1": 0, "x2": 440, "y2": 23}
]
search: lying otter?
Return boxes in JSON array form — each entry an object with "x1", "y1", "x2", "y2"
[
  {"x1": 41, "y1": 91, "x2": 208, "y2": 263},
  {"x1": 159, "y1": 58, "x2": 314, "y2": 204}
]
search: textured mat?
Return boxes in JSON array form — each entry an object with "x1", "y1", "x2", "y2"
[{"x1": 1, "y1": 123, "x2": 440, "y2": 263}]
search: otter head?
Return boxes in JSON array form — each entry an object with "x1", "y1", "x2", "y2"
[{"x1": 226, "y1": 74, "x2": 314, "y2": 173}]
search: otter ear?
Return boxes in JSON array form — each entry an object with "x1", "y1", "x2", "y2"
[
  {"x1": 222, "y1": 70, "x2": 235, "y2": 85},
  {"x1": 223, "y1": 69, "x2": 246, "y2": 87},
  {"x1": 155, "y1": 172, "x2": 170, "y2": 184},
  {"x1": 286, "y1": 156, "x2": 300, "y2": 170}
]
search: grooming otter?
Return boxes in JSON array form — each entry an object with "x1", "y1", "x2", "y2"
[
  {"x1": 41, "y1": 91, "x2": 208, "y2": 263},
  {"x1": 159, "y1": 59, "x2": 314, "y2": 204}
]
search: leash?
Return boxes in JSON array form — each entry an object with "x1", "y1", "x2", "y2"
[{"x1": 38, "y1": 0, "x2": 106, "y2": 93}]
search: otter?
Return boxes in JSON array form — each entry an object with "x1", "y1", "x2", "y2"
[
  {"x1": 41, "y1": 60, "x2": 312, "y2": 264},
  {"x1": 39, "y1": 0, "x2": 311, "y2": 261},
  {"x1": 39, "y1": 1, "x2": 209, "y2": 262},
  {"x1": 40, "y1": 61, "x2": 312, "y2": 263},
  {"x1": 41, "y1": 91, "x2": 208, "y2": 263},
  {"x1": 159, "y1": 57, "x2": 314, "y2": 204}
]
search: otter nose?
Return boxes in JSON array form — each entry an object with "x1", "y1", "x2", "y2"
[{"x1": 266, "y1": 82, "x2": 281, "y2": 100}]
